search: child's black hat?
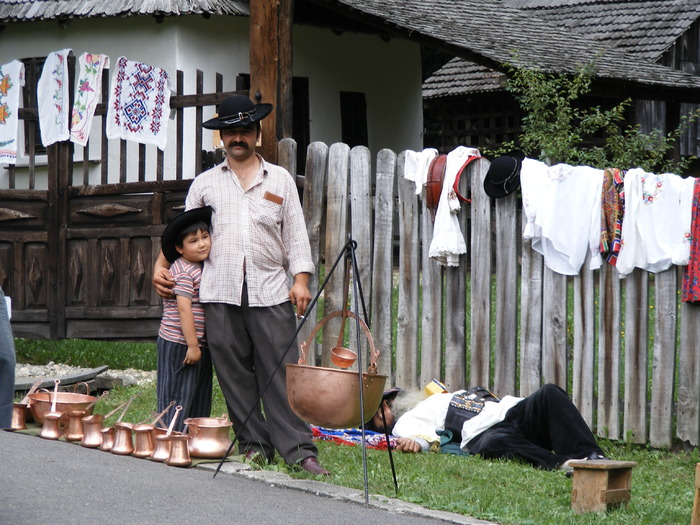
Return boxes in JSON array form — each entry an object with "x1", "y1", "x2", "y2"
[{"x1": 161, "y1": 206, "x2": 212, "y2": 263}]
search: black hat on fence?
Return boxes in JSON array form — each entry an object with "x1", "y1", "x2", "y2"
[
  {"x1": 483, "y1": 151, "x2": 525, "y2": 198},
  {"x1": 202, "y1": 95, "x2": 273, "y2": 130},
  {"x1": 161, "y1": 206, "x2": 212, "y2": 263}
]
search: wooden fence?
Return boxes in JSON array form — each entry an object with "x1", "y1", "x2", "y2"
[{"x1": 283, "y1": 139, "x2": 700, "y2": 450}]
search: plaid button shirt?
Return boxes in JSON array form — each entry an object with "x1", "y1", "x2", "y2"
[{"x1": 185, "y1": 157, "x2": 314, "y2": 307}]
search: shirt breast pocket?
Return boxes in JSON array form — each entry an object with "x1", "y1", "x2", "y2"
[{"x1": 253, "y1": 200, "x2": 282, "y2": 230}]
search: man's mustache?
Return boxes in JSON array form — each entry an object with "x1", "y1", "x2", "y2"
[{"x1": 227, "y1": 141, "x2": 249, "y2": 149}]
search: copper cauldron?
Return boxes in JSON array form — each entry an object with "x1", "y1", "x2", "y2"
[
  {"x1": 184, "y1": 416, "x2": 233, "y2": 458},
  {"x1": 286, "y1": 310, "x2": 386, "y2": 429},
  {"x1": 28, "y1": 382, "x2": 96, "y2": 424}
]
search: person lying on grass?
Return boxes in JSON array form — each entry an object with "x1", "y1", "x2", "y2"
[{"x1": 366, "y1": 383, "x2": 608, "y2": 473}]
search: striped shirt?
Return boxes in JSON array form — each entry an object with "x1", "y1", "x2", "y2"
[
  {"x1": 185, "y1": 156, "x2": 314, "y2": 306},
  {"x1": 158, "y1": 257, "x2": 207, "y2": 345}
]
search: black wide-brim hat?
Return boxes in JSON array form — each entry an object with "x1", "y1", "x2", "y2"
[
  {"x1": 202, "y1": 95, "x2": 273, "y2": 130},
  {"x1": 483, "y1": 151, "x2": 526, "y2": 198},
  {"x1": 162, "y1": 206, "x2": 212, "y2": 263},
  {"x1": 381, "y1": 387, "x2": 401, "y2": 402}
]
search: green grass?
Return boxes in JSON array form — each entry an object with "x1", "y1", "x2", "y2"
[{"x1": 15, "y1": 338, "x2": 157, "y2": 370}]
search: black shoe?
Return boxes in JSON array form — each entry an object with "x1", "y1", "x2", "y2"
[
  {"x1": 299, "y1": 456, "x2": 330, "y2": 476},
  {"x1": 587, "y1": 453, "x2": 610, "y2": 461},
  {"x1": 244, "y1": 449, "x2": 268, "y2": 467}
]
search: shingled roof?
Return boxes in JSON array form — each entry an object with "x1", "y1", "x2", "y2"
[
  {"x1": 0, "y1": 0, "x2": 248, "y2": 21},
  {"x1": 421, "y1": 0, "x2": 700, "y2": 99},
  {"x1": 507, "y1": 0, "x2": 700, "y2": 63}
]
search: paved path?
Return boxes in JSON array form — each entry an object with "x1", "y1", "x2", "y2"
[{"x1": 0, "y1": 430, "x2": 496, "y2": 525}]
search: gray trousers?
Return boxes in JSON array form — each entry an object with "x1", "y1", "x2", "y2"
[
  {"x1": 0, "y1": 288, "x2": 16, "y2": 428},
  {"x1": 203, "y1": 289, "x2": 317, "y2": 465}
]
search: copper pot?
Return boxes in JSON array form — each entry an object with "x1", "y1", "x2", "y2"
[
  {"x1": 80, "y1": 414, "x2": 105, "y2": 448},
  {"x1": 64, "y1": 409, "x2": 87, "y2": 442},
  {"x1": 111, "y1": 422, "x2": 135, "y2": 455},
  {"x1": 10, "y1": 380, "x2": 43, "y2": 430},
  {"x1": 151, "y1": 433, "x2": 172, "y2": 462},
  {"x1": 167, "y1": 434, "x2": 192, "y2": 467},
  {"x1": 132, "y1": 424, "x2": 157, "y2": 458},
  {"x1": 28, "y1": 382, "x2": 96, "y2": 424},
  {"x1": 286, "y1": 310, "x2": 386, "y2": 429},
  {"x1": 39, "y1": 412, "x2": 63, "y2": 440},
  {"x1": 99, "y1": 427, "x2": 115, "y2": 451},
  {"x1": 10, "y1": 403, "x2": 30, "y2": 431},
  {"x1": 184, "y1": 416, "x2": 233, "y2": 458}
]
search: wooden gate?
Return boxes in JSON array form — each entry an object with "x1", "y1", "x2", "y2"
[{"x1": 1, "y1": 57, "x2": 231, "y2": 340}]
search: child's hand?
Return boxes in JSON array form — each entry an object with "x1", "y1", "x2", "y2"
[{"x1": 184, "y1": 345, "x2": 202, "y2": 365}]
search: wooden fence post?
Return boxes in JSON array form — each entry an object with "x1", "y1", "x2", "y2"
[{"x1": 371, "y1": 149, "x2": 396, "y2": 384}]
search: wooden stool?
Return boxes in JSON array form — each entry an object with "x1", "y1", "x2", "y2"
[
  {"x1": 691, "y1": 463, "x2": 700, "y2": 525},
  {"x1": 570, "y1": 459, "x2": 637, "y2": 513}
]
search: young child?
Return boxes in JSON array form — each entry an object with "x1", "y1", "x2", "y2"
[{"x1": 156, "y1": 206, "x2": 213, "y2": 433}]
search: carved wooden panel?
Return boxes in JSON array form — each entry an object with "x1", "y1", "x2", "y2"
[
  {"x1": 130, "y1": 237, "x2": 152, "y2": 306},
  {"x1": 0, "y1": 198, "x2": 47, "y2": 231},
  {"x1": 97, "y1": 239, "x2": 120, "y2": 306},
  {"x1": 23, "y1": 243, "x2": 47, "y2": 309},
  {"x1": 67, "y1": 240, "x2": 88, "y2": 306},
  {"x1": 70, "y1": 194, "x2": 154, "y2": 227}
]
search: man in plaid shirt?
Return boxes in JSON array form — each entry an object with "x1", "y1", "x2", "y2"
[{"x1": 154, "y1": 95, "x2": 329, "y2": 476}]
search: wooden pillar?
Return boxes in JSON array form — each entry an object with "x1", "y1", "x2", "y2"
[{"x1": 249, "y1": 0, "x2": 294, "y2": 164}]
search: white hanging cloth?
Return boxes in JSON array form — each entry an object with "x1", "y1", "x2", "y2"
[
  {"x1": 70, "y1": 52, "x2": 110, "y2": 147},
  {"x1": 0, "y1": 60, "x2": 25, "y2": 165},
  {"x1": 429, "y1": 146, "x2": 480, "y2": 267},
  {"x1": 615, "y1": 168, "x2": 694, "y2": 277},
  {"x1": 37, "y1": 49, "x2": 72, "y2": 147},
  {"x1": 522, "y1": 161, "x2": 604, "y2": 276},
  {"x1": 404, "y1": 148, "x2": 438, "y2": 195},
  {"x1": 106, "y1": 56, "x2": 172, "y2": 150}
]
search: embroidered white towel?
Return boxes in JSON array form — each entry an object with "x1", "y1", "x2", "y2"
[
  {"x1": 106, "y1": 56, "x2": 172, "y2": 150},
  {"x1": 70, "y1": 52, "x2": 110, "y2": 147},
  {"x1": 0, "y1": 60, "x2": 25, "y2": 164},
  {"x1": 37, "y1": 49, "x2": 72, "y2": 146}
]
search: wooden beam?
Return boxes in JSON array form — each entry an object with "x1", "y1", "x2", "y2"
[{"x1": 250, "y1": 0, "x2": 294, "y2": 164}]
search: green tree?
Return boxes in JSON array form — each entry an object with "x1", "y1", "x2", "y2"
[{"x1": 497, "y1": 60, "x2": 699, "y2": 173}]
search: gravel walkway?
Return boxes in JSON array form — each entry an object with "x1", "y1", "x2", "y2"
[{"x1": 15, "y1": 362, "x2": 156, "y2": 387}]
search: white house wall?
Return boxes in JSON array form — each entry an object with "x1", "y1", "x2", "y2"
[
  {"x1": 0, "y1": 15, "x2": 422, "y2": 189},
  {"x1": 293, "y1": 25, "x2": 424, "y2": 154}
]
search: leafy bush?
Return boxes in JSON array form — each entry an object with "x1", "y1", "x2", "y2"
[{"x1": 497, "y1": 58, "x2": 699, "y2": 173}]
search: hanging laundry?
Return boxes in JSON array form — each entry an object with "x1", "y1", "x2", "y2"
[
  {"x1": 404, "y1": 147, "x2": 438, "y2": 195},
  {"x1": 0, "y1": 60, "x2": 25, "y2": 165},
  {"x1": 522, "y1": 162, "x2": 604, "y2": 276},
  {"x1": 599, "y1": 168, "x2": 625, "y2": 266},
  {"x1": 70, "y1": 52, "x2": 110, "y2": 147},
  {"x1": 429, "y1": 146, "x2": 480, "y2": 267},
  {"x1": 106, "y1": 56, "x2": 172, "y2": 150},
  {"x1": 616, "y1": 168, "x2": 694, "y2": 277},
  {"x1": 37, "y1": 49, "x2": 71, "y2": 147},
  {"x1": 682, "y1": 178, "x2": 700, "y2": 303}
]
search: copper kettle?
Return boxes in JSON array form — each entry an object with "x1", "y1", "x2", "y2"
[{"x1": 184, "y1": 416, "x2": 233, "y2": 459}]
